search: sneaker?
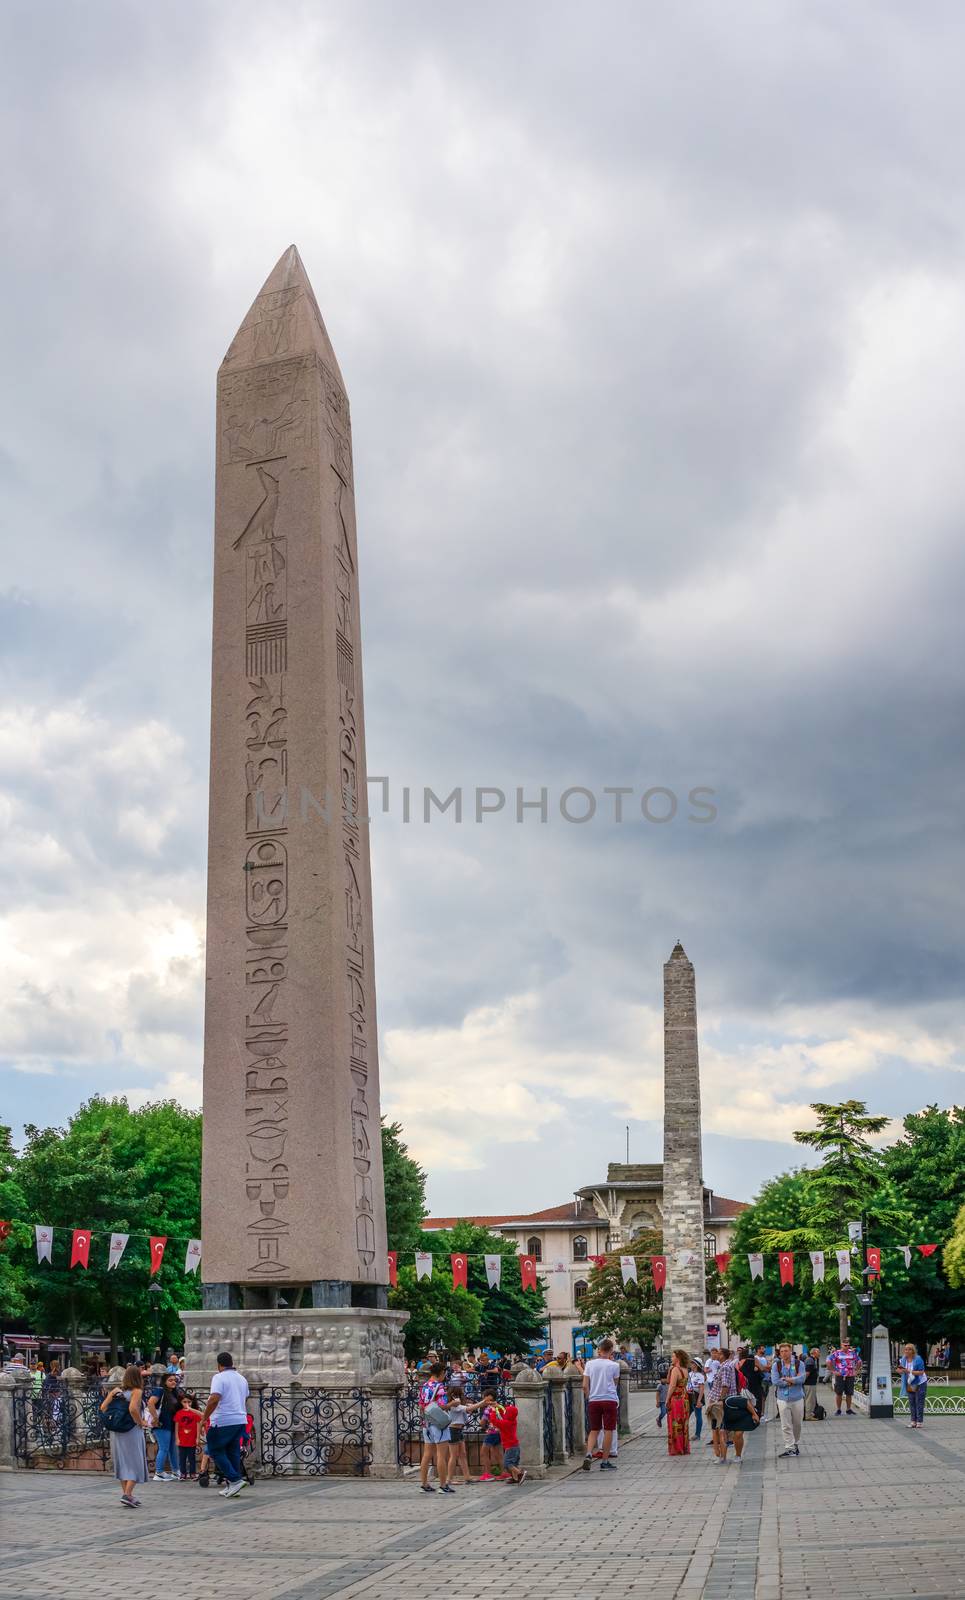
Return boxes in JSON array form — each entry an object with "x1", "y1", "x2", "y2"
[
  {"x1": 778, "y1": 1449, "x2": 794, "y2": 1457},
  {"x1": 846, "y1": 1409, "x2": 855, "y2": 1416},
  {"x1": 516, "y1": 1470, "x2": 528, "y2": 1484},
  {"x1": 713, "y1": 1455, "x2": 724, "y2": 1464},
  {"x1": 734, "y1": 1454, "x2": 743, "y2": 1465},
  {"x1": 420, "y1": 1484, "x2": 436, "y2": 1493},
  {"x1": 478, "y1": 1473, "x2": 493, "y2": 1481},
  {"x1": 120, "y1": 1494, "x2": 137, "y2": 1508},
  {"x1": 222, "y1": 1478, "x2": 247, "y2": 1498},
  {"x1": 440, "y1": 1485, "x2": 457, "y2": 1494},
  {"x1": 792, "y1": 1446, "x2": 800, "y2": 1456},
  {"x1": 592, "y1": 1451, "x2": 604, "y2": 1459},
  {"x1": 581, "y1": 1456, "x2": 593, "y2": 1471},
  {"x1": 599, "y1": 1460, "x2": 616, "y2": 1470}
]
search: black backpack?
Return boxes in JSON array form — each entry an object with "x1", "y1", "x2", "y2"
[
  {"x1": 813, "y1": 1400, "x2": 826, "y2": 1421},
  {"x1": 102, "y1": 1394, "x2": 136, "y2": 1433}
]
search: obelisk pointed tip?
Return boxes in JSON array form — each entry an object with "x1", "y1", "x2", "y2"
[
  {"x1": 221, "y1": 246, "x2": 346, "y2": 388},
  {"x1": 668, "y1": 941, "x2": 689, "y2": 961}
]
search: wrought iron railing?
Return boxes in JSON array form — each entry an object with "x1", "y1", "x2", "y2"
[
  {"x1": 259, "y1": 1386, "x2": 371, "y2": 1476},
  {"x1": 894, "y1": 1392, "x2": 965, "y2": 1415},
  {"x1": 12, "y1": 1380, "x2": 112, "y2": 1471},
  {"x1": 542, "y1": 1382, "x2": 554, "y2": 1461}
]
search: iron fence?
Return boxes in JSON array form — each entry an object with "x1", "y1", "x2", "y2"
[
  {"x1": 258, "y1": 1386, "x2": 370, "y2": 1476},
  {"x1": 894, "y1": 1393, "x2": 965, "y2": 1415},
  {"x1": 12, "y1": 1380, "x2": 112, "y2": 1471},
  {"x1": 542, "y1": 1382, "x2": 554, "y2": 1461}
]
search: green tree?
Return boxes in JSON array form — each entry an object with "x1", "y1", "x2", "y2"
[
  {"x1": 881, "y1": 1106, "x2": 965, "y2": 1360},
  {"x1": 389, "y1": 1265, "x2": 482, "y2": 1360},
  {"x1": 945, "y1": 1202, "x2": 965, "y2": 1294},
  {"x1": 579, "y1": 1232, "x2": 663, "y2": 1349},
  {"x1": 381, "y1": 1120, "x2": 428, "y2": 1252},
  {"x1": 14, "y1": 1098, "x2": 202, "y2": 1361},
  {"x1": 763, "y1": 1099, "x2": 897, "y2": 1343},
  {"x1": 0, "y1": 1125, "x2": 30, "y2": 1321}
]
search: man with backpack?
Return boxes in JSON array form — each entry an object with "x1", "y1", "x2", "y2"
[{"x1": 803, "y1": 1347, "x2": 821, "y2": 1419}]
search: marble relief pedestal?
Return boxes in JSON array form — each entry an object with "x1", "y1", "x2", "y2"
[{"x1": 180, "y1": 1307, "x2": 408, "y2": 1478}]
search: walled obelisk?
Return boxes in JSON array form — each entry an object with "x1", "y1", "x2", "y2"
[
  {"x1": 661, "y1": 942, "x2": 706, "y2": 1354},
  {"x1": 183, "y1": 248, "x2": 405, "y2": 1395}
]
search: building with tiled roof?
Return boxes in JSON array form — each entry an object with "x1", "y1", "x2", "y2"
[{"x1": 424, "y1": 1164, "x2": 747, "y2": 1354}]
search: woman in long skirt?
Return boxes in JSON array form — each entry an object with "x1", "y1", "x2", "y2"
[
  {"x1": 666, "y1": 1348, "x2": 692, "y2": 1456},
  {"x1": 100, "y1": 1364, "x2": 150, "y2": 1507}
]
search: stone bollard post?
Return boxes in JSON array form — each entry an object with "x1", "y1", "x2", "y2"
[
  {"x1": 567, "y1": 1371, "x2": 587, "y2": 1456},
  {"x1": 547, "y1": 1368, "x2": 568, "y2": 1464},
  {"x1": 61, "y1": 1367, "x2": 88, "y2": 1450},
  {"x1": 0, "y1": 1371, "x2": 20, "y2": 1469},
  {"x1": 510, "y1": 1367, "x2": 547, "y2": 1479},
  {"x1": 368, "y1": 1376, "x2": 404, "y2": 1480},
  {"x1": 618, "y1": 1361, "x2": 630, "y2": 1435}
]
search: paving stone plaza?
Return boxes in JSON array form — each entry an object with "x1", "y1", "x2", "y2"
[{"x1": 5, "y1": 1406, "x2": 965, "y2": 1600}]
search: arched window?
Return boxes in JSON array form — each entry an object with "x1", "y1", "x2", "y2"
[
  {"x1": 574, "y1": 1279, "x2": 588, "y2": 1306},
  {"x1": 526, "y1": 1236, "x2": 542, "y2": 1262},
  {"x1": 572, "y1": 1235, "x2": 588, "y2": 1261},
  {"x1": 704, "y1": 1234, "x2": 717, "y2": 1258}
]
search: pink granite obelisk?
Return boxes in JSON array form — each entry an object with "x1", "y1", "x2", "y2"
[{"x1": 198, "y1": 247, "x2": 389, "y2": 1310}]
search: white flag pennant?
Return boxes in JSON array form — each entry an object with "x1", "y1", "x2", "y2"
[
  {"x1": 107, "y1": 1233, "x2": 129, "y2": 1270},
  {"x1": 620, "y1": 1255, "x2": 638, "y2": 1286},
  {"x1": 415, "y1": 1251, "x2": 433, "y2": 1281},
  {"x1": 901, "y1": 1245, "x2": 911, "y2": 1269},
  {"x1": 184, "y1": 1239, "x2": 202, "y2": 1275},
  {"x1": 484, "y1": 1254, "x2": 502, "y2": 1289},
  {"x1": 809, "y1": 1250, "x2": 825, "y2": 1283},
  {"x1": 847, "y1": 1220, "x2": 862, "y2": 1245},
  {"x1": 35, "y1": 1225, "x2": 53, "y2": 1265},
  {"x1": 748, "y1": 1252, "x2": 764, "y2": 1281},
  {"x1": 675, "y1": 1248, "x2": 699, "y2": 1269},
  {"x1": 836, "y1": 1248, "x2": 852, "y2": 1283}
]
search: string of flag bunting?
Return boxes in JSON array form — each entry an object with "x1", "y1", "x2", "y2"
[
  {"x1": 0, "y1": 1224, "x2": 942, "y2": 1291},
  {"x1": 0, "y1": 1222, "x2": 202, "y2": 1277}
]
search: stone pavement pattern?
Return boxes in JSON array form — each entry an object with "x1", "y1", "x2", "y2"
[{"x1": 3, "y1": 1414, "x2": 965, "y2": 1599}]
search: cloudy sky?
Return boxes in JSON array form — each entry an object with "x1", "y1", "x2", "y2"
[{"x1": 3, "y1": 1, "x2": 965, "y2": 1217}]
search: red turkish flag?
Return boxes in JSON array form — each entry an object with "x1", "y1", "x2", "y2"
[
  {"x1": 651, "y1": 1255, "x2": 667, "y2": 1292},
  {"x1": 520, "y1": 1255, "x2": 538, "y2": 1291},
  {"x1": 714, "y1": 1252, "x2": 731, "y2": 1275},
  {"x1": 866, "y1": 1246, "x2": 881, "y2": 1277},
  {"x1": 451, "y1": 1253, "x2": 468, "y2": 1289},
  {"x1": 387, "y1": 1251, "x2": 397, "y2": 1287},
  {"x1": 0, "y1": 1220, "x2": 11, "y2": 1242},
  {"x1": 70, "y1": 1228, "x2": 91, "y2": 1269},
  {"x1": 149, "y1": 1236, "x2": 167, "y2": 1275},
  {"x1": 588, "y1": 1255, "x2": 607, "y2": 1269},
  {"x1": 779, "y1": 1252, "x2": 794, "y2": 1287},
  {"x1": 918, "y1": 1244, "x2": 938, "y2": 1257}
]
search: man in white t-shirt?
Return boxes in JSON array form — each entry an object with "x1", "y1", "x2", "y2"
[
  {"x1": 200, "y1": 1351, "x2": 251, "y2": 1498},
  {"x1": 581, "y1": 1338, "x2": 621, "y2": 1472}
]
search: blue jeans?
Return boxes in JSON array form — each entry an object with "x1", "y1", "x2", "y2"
[
  {"x1": 206, "y1": 1422, "x2": 245, "y2": 1483},
  {"x1": 657, "y1": 1403, "x2": 666, "y2": 1427},
  {"x1": 154, "y1": 1428, "x2": 177, "y2": 1474},
  {"x1": 693, "y1": 1404, "x2": 703, "y2": 1439},
  {"x1": 908, "y1": 1384, "x2": 926, "y2": 1424}
]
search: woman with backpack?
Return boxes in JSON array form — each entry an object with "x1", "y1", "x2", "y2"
[{"x1": 99, "y1": 1364, "x2": 150, "y2": 1508}]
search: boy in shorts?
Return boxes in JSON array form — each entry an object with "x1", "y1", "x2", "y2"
[{"x1": 493, "y1": 1399, "x2": 526, "y2": 1484}]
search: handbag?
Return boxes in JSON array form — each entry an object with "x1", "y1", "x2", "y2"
[{"x1": 423, "y1": 1402, "x2": 450, "y2": 1428}]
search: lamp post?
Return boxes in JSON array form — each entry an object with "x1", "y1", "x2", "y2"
[
  {"x1": 857, "y1": 1274, "x2": 875, "y2": 1393},
  {"x1": 147, "y1": 1282, "x2": 163, "y2": 1364}
]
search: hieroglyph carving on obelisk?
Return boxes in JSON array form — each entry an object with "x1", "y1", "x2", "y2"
[
  {"x1": 202, "y1": 246, "x2": 387, "y2": 1297},
  {"x1": 661, "y1": 943, "x2": 706, "y2": 1353}
]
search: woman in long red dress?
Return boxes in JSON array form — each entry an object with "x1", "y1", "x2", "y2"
[{"x1": 666, "y1": 1348, "x2": 692, "y2": 1456}]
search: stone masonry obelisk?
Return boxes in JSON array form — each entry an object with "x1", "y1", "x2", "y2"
[
  {"x1": 661, "y1": 943, "x2": 706, "y2": 1355},
  {"x1": 182, "y1": 247, "x2": 405, "y2": 1399}
]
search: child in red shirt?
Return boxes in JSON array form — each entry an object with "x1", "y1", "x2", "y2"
[
  {"x1": 494, "y1": 1402, "x2": 526, "y2": 1485},
  {"x1": 174, "y1": 1394, "x2": 203, "y2": 1480}
]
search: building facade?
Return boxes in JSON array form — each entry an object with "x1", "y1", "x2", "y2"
[{"x1": 425, "y1": 1162, "x2": 746, "y2": 1356}]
